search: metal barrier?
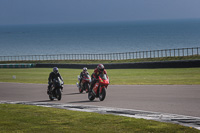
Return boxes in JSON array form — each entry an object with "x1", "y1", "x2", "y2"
[
  {"x1": 35, "y1": 60, "x2": 200, "y2": 69},
  {"x1": 0, "y1": 47, "x2": 199, "y2": 61},
  {"x1": 0, "y1": 64, "x2": 34, "y2": 68}
]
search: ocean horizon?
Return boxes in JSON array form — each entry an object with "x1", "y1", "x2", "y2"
[{"x1": 0, "y1": 19, "x2": 200, "y2": 56}]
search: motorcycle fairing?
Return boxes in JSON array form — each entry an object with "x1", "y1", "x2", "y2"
[{"x1": 93, "y1": 82, "x2": 99, "y2": 95}]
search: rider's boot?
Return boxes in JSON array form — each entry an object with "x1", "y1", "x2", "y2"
[
  {"x1": 89, "y1": 83, "x2": 95, "y2": 96},
  {"x1": 89, "y1": 79, "x2": 95, "y2": 92},
  {"x1": 89, "y1": 84, "x2": 92, "y2": 92},
  {"x1": 79, "y1": 82, "x2": 81, "y2": 88},
  {"x1": 47, "y1": 85, "x2": 50, "y2": 95}
]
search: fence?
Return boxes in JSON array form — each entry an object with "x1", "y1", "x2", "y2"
[{"x1": 0, "y1": 47, "x2": 199, "y2": 62}]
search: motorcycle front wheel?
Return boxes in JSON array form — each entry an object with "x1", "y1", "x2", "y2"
[
  {"x1": 79, "y1": 87, "x2": 83, "y2": 93},
  {"x1": 88, "y1": 91, "x2": 95, "y2": 101},
  {"x1": 56, "y1": 89, "x2": 62, "y2": 101},
  {"x1": 49, "y1": 95, "x2": 54, "y2": 101},
  {"x1": 99, "y1": 87, "x2": 106, "y2": 101}
]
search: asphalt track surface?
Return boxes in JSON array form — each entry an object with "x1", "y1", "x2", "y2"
[{"x1": 0, "y1": 82, "x2": 200, "y2": 117}]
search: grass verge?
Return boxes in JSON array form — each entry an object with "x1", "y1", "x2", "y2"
[
  {"x1": 0, "y1": 68, "x2": 200, "y2": 85},
  {"x1": 0, "y1": 104, "x2": 199, "y2": 133}
]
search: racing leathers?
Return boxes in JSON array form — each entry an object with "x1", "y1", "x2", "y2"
[
  {"x1": 79, "y1": 71, "x2": 89, "y2": 87},
  {"x1": 89, "y1": 68, "x2": 107, "y2": 92},
  {"x1": 48, "y1": 72, "x2": 63, "y2": 93}
]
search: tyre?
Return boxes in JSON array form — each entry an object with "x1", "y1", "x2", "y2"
[
  {"x1": 49, "y1": 95, "x2": 54, "y2": 101},
  {"x1": 56, "y1": 89, "x2": 62, "y2": 101},
  {"x1": 86, "y1": 84, "x2": 90, "y2": 93},
  {"x1": 88, "y1": 91, "x2": 95, "y2": 101},
  {"x1": 79, "y1": 86, "x2": 83, "y2": 93},
  {"x1": 99, "y1": 87, "x2": 106, "y2": 101}
]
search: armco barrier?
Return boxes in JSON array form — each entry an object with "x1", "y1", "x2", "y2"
[
  {"x1": 0, "y1": 64, "x2": 35, "y2": 68},
  {"x1": 1, "y1": 60, "x2": 199, "y2": 69},
  {"x1": 35, "y1": 60, "x2": 200, "y2": 69}
]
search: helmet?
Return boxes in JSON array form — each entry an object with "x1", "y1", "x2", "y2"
[
  {"x1": 53, "y1": 67, "x2": 59, "y2": 74},
  {"x1": 83, "y1": 67, "x2": 87, "y2": 72},
  {"x1": 97, "y1": 64, "x2": 104, "y2": 72}
]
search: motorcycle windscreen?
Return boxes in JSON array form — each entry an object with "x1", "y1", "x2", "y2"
[
  {"x1": 99, "y1": 74, "x2": 109, "y2": 85},
  {"x1": 83, "y1": 74, "x2": 91, "y2": 81},
  {"x1": 99, "y1": 74, "x2": 107, "y2": 80}
]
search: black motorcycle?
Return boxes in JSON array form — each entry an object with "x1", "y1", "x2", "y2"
[{"x1": 48, "y1": 77, "x2": 64, "y2": 101}]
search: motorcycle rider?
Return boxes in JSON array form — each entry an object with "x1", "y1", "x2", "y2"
[
  {"x1": 78, "y1": 67, "x2": 89, "y2": 87},
  {"x1": 47, "y1": 67, "x2": 64, "y2": 94},
  {"x1": 89, "y1": 64, "x2": 107, "y2": 92}
]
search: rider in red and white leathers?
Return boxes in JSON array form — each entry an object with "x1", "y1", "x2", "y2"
[
  {"x1": 89, "y1": 64, "x2": 107, "y2": 92},
  {"x1": 79, "y1": 67, "x2": 89, "y2": 87}
]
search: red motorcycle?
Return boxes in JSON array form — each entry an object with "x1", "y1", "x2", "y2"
[
  {"x1": 76, "y1": 73, "x2": 91, "y2": 93},
  {"x1": 88, "y1": 73, "x2": 109, "y2": 101}
]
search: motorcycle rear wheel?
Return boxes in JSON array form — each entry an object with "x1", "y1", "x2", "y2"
[{"x1": 99, "y1": 87, "x2": 106, "y2": 101}]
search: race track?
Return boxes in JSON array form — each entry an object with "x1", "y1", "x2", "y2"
[{"x1": 0, "y1": 82, "x2": 200, "y2": 117}]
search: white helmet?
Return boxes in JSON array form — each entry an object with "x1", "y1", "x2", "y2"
[{"x1": 83, "y1": 67, "x2": 87, "y2": 72}]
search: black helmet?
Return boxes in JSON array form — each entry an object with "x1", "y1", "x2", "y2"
[{"x1": 53, "y1": 67, "x2": 59, "y2": 74}]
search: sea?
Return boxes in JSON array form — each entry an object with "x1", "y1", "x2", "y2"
[{"x1": 0, "y1": 19, "x2": 200, "y2": 56}]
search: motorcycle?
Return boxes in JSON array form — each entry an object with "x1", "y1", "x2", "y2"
[
  {"x1": 88, "y1": 73, "x2": 109, "y2": 101},
  {"x1": 48, "y1": 77, "x2": 64, "y2": 101},
  {"x1": 76, "y1": 73, "x2": 91, "y2": 93}
]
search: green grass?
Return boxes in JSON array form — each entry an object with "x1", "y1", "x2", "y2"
[
  {"x1": 0, "y1": 68, "x2": 200, "y2": 85},
  {"x1": 109, "y1": 68, "x2": 200, "y2": 85},
  {"x1": 0, "y1": 104, "x2": 199, "y2": 133}
]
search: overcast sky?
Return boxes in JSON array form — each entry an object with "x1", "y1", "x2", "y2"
[{"x1": 0, "y1": 0, "x2": 200, "y2": 25}]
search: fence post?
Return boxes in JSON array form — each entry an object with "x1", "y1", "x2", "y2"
[
  {"x1": 132, "y1": 52, "x2": 134, "y2": 59},
  {"x1": 174, "y1": 49, "x2": 176, "y2": 57},
  {"x1": 192, "y1": 48, "x2": 194, "y2": 56},
  {"x1": 136, "y1": 52, "x2": 138, "y2": 59},
  {"x1": 150, "y1": 51, "x2": 152, "y2": 58},
  {"x1": 146, "y1": 51, "x2": 148, "y2": 58}
]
